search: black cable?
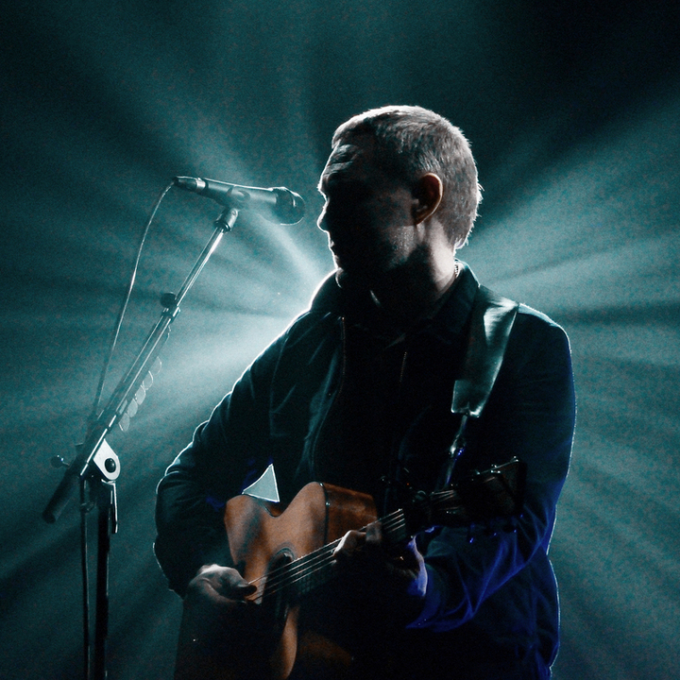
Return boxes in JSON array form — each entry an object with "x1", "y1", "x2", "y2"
[{"x1": 87, "y1": 181, "x2": 174, "y2": 427}]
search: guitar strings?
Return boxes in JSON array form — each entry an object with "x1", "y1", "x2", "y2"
[
  {"x1": 241, "y1": 469, "x2": 517, "y2": 605},
  {"x1": 247, "y1": 490, "x2": 459, "y2": 602},
  {"x1": 249, "y1": 509, "x2": 408, "y2": 601},
  {"x1": 250, "y1": 530, "x2": 388, "y2": 599}
]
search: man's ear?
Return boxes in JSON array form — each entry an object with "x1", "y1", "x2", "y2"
[{"x1": 412, "y1": 173, "x2": 444, "y2": 224}]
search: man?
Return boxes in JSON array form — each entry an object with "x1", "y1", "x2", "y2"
[{"x1": 155, "y1": 105, "x2": 575, "y2": 679}]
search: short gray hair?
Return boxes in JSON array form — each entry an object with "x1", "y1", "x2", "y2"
[{"x1": 332, "y1": 105, "x2": 482, "y2": 247}]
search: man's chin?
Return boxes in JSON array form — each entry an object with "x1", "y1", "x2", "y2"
[{"x1": 334, "y1": 268, "x2": 369, "y2": 292}]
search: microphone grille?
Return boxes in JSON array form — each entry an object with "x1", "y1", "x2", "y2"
[{"x1": 272, "y1": 188, "x2": 306, "y2": 224}]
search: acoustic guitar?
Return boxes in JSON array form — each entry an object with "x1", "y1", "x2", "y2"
[{"x1": 174, "y1": 458, "x2": 526, "y2": 680}]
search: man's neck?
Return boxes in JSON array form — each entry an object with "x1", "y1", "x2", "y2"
[{"x1": 370, "y1": 258, "x2": 460, "y2": 323}]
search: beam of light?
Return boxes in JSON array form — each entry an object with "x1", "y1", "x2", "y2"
[
  {"x1": 466, "y1": 81, "x2": 680, "y2": 310},
  {"x1": 1, "y1": 9, "x2": 330, "y2": 680}
]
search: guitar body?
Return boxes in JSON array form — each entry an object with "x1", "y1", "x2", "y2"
[
  {"x1": 174, "y1": 482, "x2": 377, "y2": 680},
  {"x1": 173, "y1": 460, "x2": 525, "y2": 680}
]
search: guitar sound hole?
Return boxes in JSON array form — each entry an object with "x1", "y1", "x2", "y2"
[{"x1": 263, "y1": 549, "x2": 295, "y2": 632}]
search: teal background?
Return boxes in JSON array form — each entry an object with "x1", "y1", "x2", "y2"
[{"x1": 1, "y1": 2, "x2": 679, "y2": 678}]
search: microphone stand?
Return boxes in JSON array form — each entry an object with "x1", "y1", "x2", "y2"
[{"x1": 43, "y1": 206, "x2": 240, "y2": 680}]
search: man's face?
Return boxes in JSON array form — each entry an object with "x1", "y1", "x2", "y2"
[{"x1": 317, "y1": 135, "x2": 418, "y2": 289}]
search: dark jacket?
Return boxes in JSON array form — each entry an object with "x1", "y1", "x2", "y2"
[{"x1": 155, "y1": 263, "x2": 576, "y2": 679}]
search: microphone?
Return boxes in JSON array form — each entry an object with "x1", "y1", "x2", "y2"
[{"x1": 174, "y1": 176, "x2": 305, "y2": 224}]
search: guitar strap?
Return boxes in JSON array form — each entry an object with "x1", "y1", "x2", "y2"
[{"x1": 436, "y1": 284, "x2": 519, "y2": 490}]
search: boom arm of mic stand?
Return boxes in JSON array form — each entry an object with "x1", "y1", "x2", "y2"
[{"x1": 42, "y1": 207, "x2": 240, "y2": 524}]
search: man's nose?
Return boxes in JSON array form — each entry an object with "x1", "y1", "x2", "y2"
[
  {"x1": 317, "y1": 201, "x2": 353, "y2": 238},
  {"x1": 317, "y1": 203, "x2": 333, "y2": 233}
]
